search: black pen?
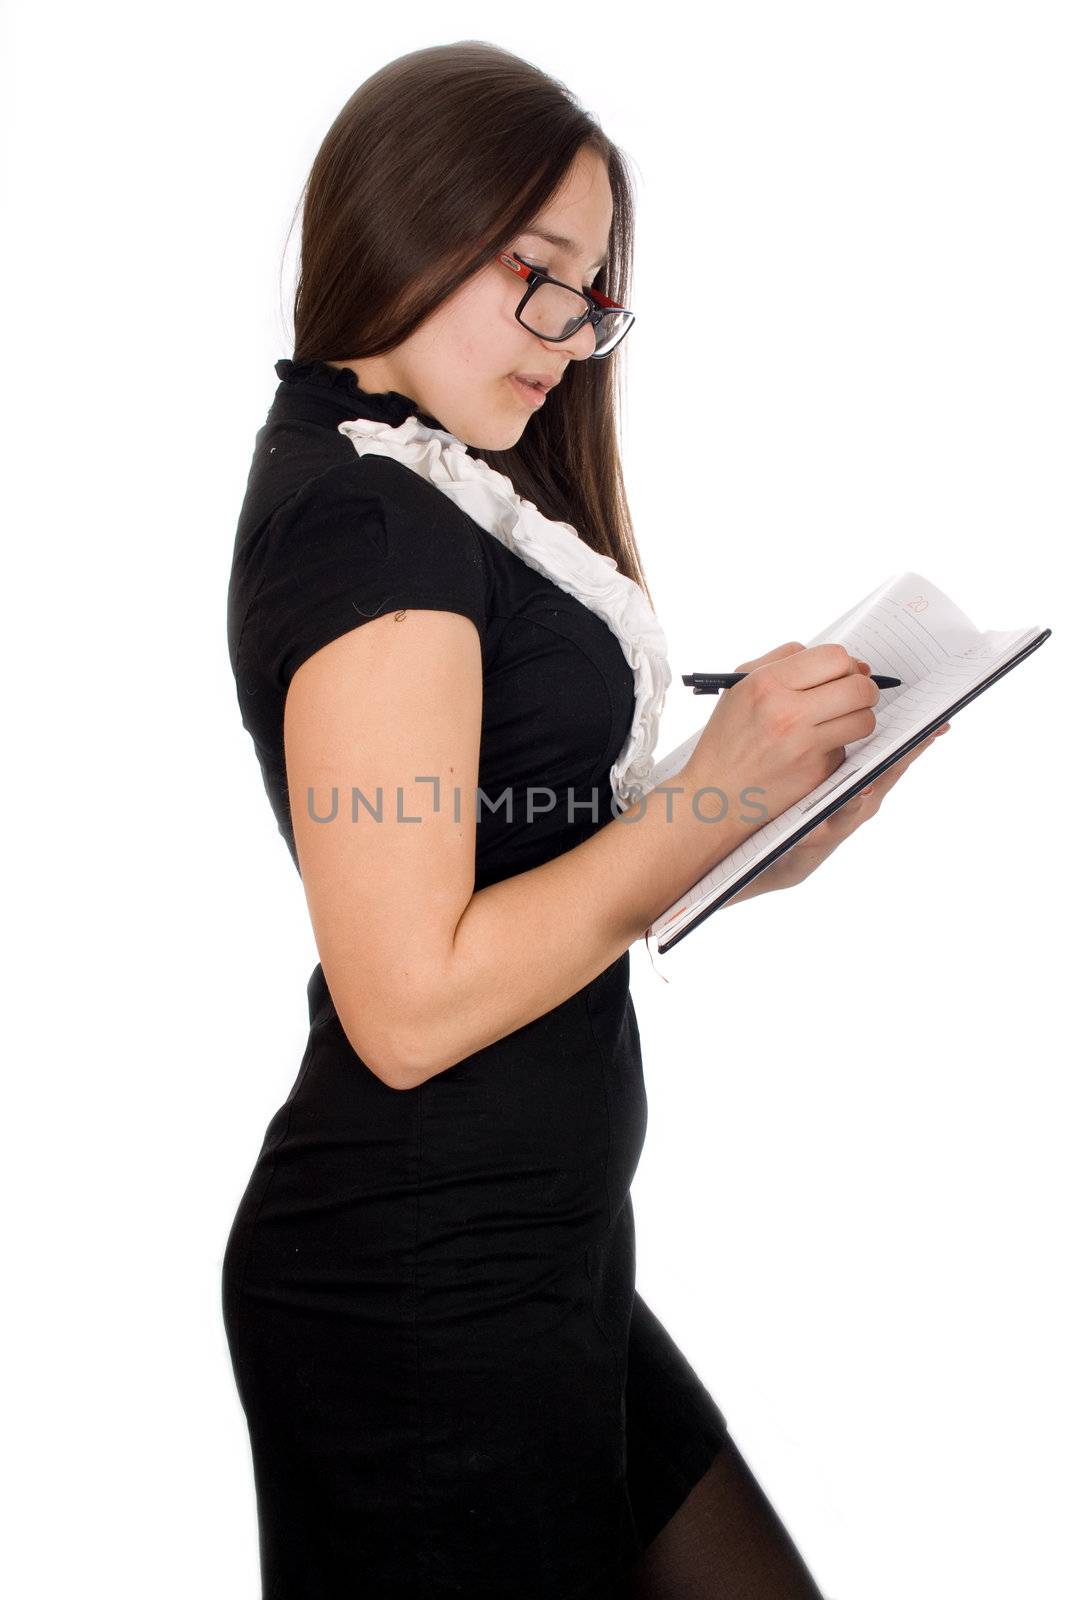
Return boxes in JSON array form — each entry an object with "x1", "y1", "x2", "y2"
[{"x1": 682, "y1": 670, "x2": 902, "y2": 695}]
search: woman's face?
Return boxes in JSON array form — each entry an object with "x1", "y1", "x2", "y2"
[{"x1": 337, "y1": 145, "x2": 615, "y2": 448}]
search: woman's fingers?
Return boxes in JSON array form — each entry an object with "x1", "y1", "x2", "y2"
[{"x1": 732, "y1": 641, "x2": 806, "y2": 673}]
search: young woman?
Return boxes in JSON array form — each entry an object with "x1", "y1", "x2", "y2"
[{"x1": 222, "y1": 40, "x2": 947, "y2": 1599}]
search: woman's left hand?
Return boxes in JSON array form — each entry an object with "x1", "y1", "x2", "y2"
[{"x1": 730, "y1": 695, "x2": 952, "y2": 902}]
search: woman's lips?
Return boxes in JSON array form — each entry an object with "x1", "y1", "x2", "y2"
[{"x1": 509, "y1": 374, "x2": 546, "y2": 407}]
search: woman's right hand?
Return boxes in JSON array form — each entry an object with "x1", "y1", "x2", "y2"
[{"x1": 682, "y1": 640, "x2": 880, "y2": 826}]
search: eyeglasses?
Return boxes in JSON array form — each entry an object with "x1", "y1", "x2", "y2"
[{"x1": 496, "y1": 251, "x2": 635, "y2": 358}]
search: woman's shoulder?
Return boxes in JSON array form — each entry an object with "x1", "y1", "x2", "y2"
[
  {"x1": 277, "y1": 446, "x2": 494, "y2": 608},
  {"x1": 259, "y1": 421, "x2": 488, "y2": 560},
  {"x1": 231, "y1": 429, "x2": 494, "y2": 697}
]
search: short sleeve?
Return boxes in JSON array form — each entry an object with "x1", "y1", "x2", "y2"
[{"x1": 246, "y1": 455, "x2": 491, "y2": 694}]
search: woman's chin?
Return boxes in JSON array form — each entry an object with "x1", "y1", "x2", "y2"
[{"x1": 467, "y1": 418, "x2": 527, "y2": 452}]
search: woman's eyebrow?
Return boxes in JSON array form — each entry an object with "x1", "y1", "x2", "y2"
[{"x1": 521, "y1": 227, "x2": 609, "y2": 273}]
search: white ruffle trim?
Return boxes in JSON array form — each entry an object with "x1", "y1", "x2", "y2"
[{"x1": 337, "y1": 413, "x2": 671, "y2": 811}]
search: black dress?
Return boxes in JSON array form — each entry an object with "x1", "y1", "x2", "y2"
[{"x1": 222, "y1": 358, "x2": 729, "y2": 1598}]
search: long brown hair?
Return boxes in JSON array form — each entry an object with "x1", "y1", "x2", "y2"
[{"x1": 282, "y1": 40, "x2": 654, "y2": 607}]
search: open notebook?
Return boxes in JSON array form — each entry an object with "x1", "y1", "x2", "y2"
[{"x1": 644, "y1": 572, "x2": 1052, "y2": 955}]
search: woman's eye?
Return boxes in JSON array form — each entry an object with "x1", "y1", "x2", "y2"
[
  {"x1": 533, "y1": 265, "x2": 592, "y2": 292},
  {"x1": 515, "y1": 254, "x2": 595, "y2": 294}
]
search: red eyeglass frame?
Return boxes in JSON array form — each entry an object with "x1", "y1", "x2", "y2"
[{"x1": 495, "y1": 250, "x2": 634, "y2": 355}]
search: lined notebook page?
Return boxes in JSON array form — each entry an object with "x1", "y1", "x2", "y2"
[{"x1": 645, "y1": 572, "x2": 1042, "y2": 948}]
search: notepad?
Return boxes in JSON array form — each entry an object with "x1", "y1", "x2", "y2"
[{"x1": 644, "y1": 571, "x2": 1052, "y2": 954}]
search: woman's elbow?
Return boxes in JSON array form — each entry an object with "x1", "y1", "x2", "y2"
[
  {"x1": 332, "y1": 1002, "x2": 426, "y2": 1092},
  {"x1": 327, "y1": 947, "x2": 460, "y2": 1090}
]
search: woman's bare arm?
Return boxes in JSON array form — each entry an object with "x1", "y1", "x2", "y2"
[
  {"x1": 285, "y1": 607, "x2": 752, "y2": 1090},
  {"x1": 412, "y1": 766, "x2": 751, "y2": 1085}
]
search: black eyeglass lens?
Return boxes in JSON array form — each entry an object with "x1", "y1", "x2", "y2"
[{"x1": 519, "y1": 280, "x2": 632, "y2": 352}]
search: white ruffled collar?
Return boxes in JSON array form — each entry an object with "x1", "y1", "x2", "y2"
[{"x1": 336, "y1": 412, "x2": 671, "y2": 812}]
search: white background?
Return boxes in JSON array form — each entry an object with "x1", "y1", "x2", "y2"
[{"x1": 3, "y1": 3, "x2": 1063, "y2": 1595}]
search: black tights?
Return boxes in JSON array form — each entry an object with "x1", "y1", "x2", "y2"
[{"x1": 626, "y1": 1433, "x2": 828, "y2": 1599}]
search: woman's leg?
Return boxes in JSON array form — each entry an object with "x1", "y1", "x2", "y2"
[{"x1": 626, "y1": 1431, "x2": 827, "y2": 1599}]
